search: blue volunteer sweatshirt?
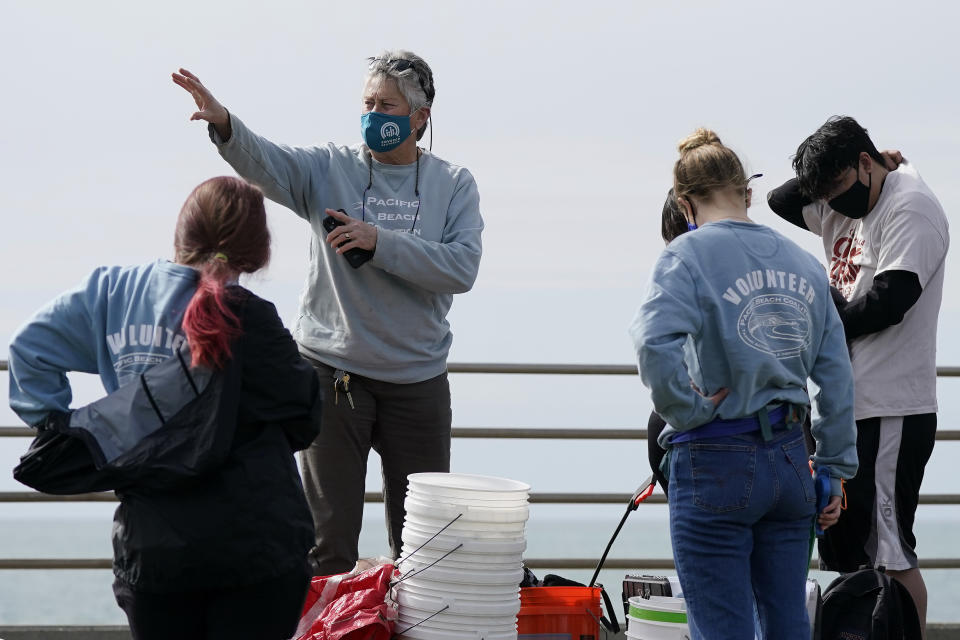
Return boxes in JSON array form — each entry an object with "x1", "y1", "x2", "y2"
[
  {"x1": 8, "y1": 260, "x2": 197, "y2": 427},
  {"x1": 629, "y1": 221, "x2": 858, "y2": 488}
]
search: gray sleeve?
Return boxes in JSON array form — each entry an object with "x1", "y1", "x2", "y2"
[
  {"x1": 210, "y1": 113, "x2": 329, "y2": 220},
  {"x1": 368, "y1": 169, "x2": 484, "y2": 294}
]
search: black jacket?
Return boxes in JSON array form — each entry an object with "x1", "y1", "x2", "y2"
[{"x1": 107, "y1": 289, "x2": 319, "y2": 591}]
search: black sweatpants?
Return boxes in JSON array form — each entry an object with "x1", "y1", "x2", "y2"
[
  {"x1": 300, "y1": 359, "x2": 452, "y2": 576},
  {"x1": 113, "y1": 565, "x2": 310, "y2": 640},
  {"x1": 818, "y1": 413, "x2": 936, "y2": 572}
]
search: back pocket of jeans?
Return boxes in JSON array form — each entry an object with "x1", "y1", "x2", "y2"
[{"x1": 690, "y1": 443, "x2": 756, "y2": 513}]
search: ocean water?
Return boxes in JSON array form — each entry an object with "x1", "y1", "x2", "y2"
[{"x1": 2, "y1": 506, "x2": 959, "y2": 625}]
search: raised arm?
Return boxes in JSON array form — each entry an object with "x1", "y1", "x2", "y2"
[
  {"x1": 172, "y1": 68, "x2": 325, "y2": 219},
  {"x1": 766, "y1": 178, "x2": 812, "y2": 230}
]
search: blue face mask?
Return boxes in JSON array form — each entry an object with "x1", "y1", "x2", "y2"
[{"x1": 360, "y1": 111, "x2": 412, "y2": 152}]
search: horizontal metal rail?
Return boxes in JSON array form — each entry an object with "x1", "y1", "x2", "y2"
[
  {"x1": 5, "y1": 491, "x2": 960, "y2": 505},
  {"x1": 450, "y1": 363, "x2": 960, "y2": 376},
  {"x1": 4, "y1": 426, "x2": 960, "y2": 440},
  {"x1": 3, "y1": 360, "x2": 960, "y2": 376},
  {"x1": 4, "y1": 557, "x2": 960, "y2": 571}
]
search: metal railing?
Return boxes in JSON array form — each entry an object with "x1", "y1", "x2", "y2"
[{"x1": 2, "y1": 361, "x2": 960, "y2": 572}]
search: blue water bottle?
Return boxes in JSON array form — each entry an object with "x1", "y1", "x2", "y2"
[{"x1": 814, "y1": 466, "x2": 832, "y2": 537}]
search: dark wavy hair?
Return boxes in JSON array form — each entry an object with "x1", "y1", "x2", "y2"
[
  {"x1": 661, "y1": 189, "x2": 688, "y2": 244},
  {"x1": 792, "y1": 116, "x2": 885, "y2": 199},
  {"x1": 174, "y1": 177, "x2": 270, "y2": 369}
]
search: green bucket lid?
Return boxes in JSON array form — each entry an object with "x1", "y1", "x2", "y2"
[{"x1": 628, "y1": 601, "x2": 687, "y2": 624}]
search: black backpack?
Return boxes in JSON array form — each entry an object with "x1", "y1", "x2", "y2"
[{"x1": 819, "y1": 566, "x2": 922, "y2": 640}]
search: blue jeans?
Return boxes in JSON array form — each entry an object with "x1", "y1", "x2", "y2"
[{"x1": 668, "y1": 428, "x2": 815, "y2": 640}]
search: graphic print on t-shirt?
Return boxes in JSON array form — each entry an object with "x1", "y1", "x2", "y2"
[{"x1": 829, "y1": 223, "x2": 864, "y2": 297}]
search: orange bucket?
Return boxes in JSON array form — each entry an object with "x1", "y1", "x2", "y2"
[{"x1": 517, "y1": 586, "x2": 603, "y2": 639}]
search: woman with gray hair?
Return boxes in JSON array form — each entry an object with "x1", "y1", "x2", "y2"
[{"x1": 173, "y1": 51, "x2": 484, "y2": 576}]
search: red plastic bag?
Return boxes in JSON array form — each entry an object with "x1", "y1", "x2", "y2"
[{"x1": 293, "y1": 562, "x2": 398, "y2": 640}]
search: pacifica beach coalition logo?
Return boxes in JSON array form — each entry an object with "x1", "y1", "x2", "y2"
[
  {"x1": 721, "y1": 268, "x2": 815, "y2": 359},
  {"x1": 737, "y1": 294, "x2": 812, "y2": 359},
  {"x1": 380, "y1": 121, "x2": 401, "y2": 145}
]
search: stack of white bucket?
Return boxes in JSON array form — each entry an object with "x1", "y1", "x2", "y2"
[{"x1": 394, "y1": 472, "x2": 530, "y2": 640}]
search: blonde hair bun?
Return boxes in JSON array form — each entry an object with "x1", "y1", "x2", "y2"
[{"x1": 678, "y1": 128, "x2": 722, "y2": 154}]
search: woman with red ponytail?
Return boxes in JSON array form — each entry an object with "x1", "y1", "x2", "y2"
[
  {"x1": 176, "y1": 176, "x2": 271, "y2": 369},
  {"x1": 9, "y1": 176, "x2": 320, "y2": 639}
]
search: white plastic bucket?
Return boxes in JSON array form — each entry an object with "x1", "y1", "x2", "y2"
[
  {"x1": 397, "y1": 606, "x2": 518, "y2": 630},
  {"x1": 408, "y1": 472, "x2": 530, "y2": 494},
  {"x1": 407, "y1": 485, "x2": 529, "y2": 505},
  {"x1": 401, "y1": 539, "x2": 525, "y2": 558},
  {"x1": 396, "y1": 623, "x2": 517, "y2": 640},
  {"x1": 398, "y1": 552, "x2": 522, "y2": 572},
  {"x1": 397, "y1": 615, "x2": 517, "y2": 634},
  {"x1": 400, "y1": 542, "x2": 524, "y2": 563},
  {"x1": 405, "y1": 496, "x2": 530, "y2": 523},
  {"x1": 398, "y1": 563, "x2": 523, "y2": 586},
  {"x1": 403, "y1": 514, "x2": 527, "y2": 533},
  {"x1": 401, "y1": 527, "x2": 527, "y2": 553},
  {"x1": 403, "y1": 515, "x2": 527, "y2": 537},
  {"x1": 627, "y1": 596, "x2": 688, "y2": 640},
  {"x1": 401, "y1": 574, "x2": 522, "y2": 597},
  {"x1": 399, "y1": 580, "x2": 521, "y2": 602},
  {"x1": 396, "y1": 588, "x2": 521, "y2": 616},
  {"x1": 408, "y1": 493, "x2": 530, "y2": 509}
]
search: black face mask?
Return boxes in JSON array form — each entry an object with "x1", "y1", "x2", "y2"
[{"x1": 828, "y1": 168, "x2": 872, "y2": 219}]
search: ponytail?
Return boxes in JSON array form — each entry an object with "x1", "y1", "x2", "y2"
[
  {"x1": 174, "y1": 176, "x2": 269, "y2": 369},
  {"x1": 181, "y1": 261, "x2": 242, "y2": 369}
]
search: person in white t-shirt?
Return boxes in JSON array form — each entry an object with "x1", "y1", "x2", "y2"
[{"x1": 767, "y1": 115, "x2": 949, "y2": 632}]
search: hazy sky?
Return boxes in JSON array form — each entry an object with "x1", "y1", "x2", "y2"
[{"x1": 2, "y1": 0, "x2": 959, "y2": 507}]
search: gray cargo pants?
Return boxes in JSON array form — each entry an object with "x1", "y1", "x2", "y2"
[{"x1": 300, "y1": 358, "x2": 452, "y2": 576}]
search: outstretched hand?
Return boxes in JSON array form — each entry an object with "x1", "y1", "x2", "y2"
[{"x1": 171, "y1": 68, "x2": 230, "y2": 134}]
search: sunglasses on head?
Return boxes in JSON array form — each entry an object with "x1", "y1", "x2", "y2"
[{"x1": 367, "y1": 57, "x2": 432, "y2": 100}]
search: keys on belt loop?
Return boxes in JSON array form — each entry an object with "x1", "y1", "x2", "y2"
[{"x1": 333, "y1": 369, "x2": 355, "y2": 410}]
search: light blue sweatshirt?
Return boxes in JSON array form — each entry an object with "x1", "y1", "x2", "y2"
[
  {"x1": 210, "y1": 114, "x2": 484, "y2": 384},
  {"x1": 629, "y1": 220, "x2": 857, "y2": 487},
  {"x1": 8, "y1": 260, "x2": 196, "y2": 426}
]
